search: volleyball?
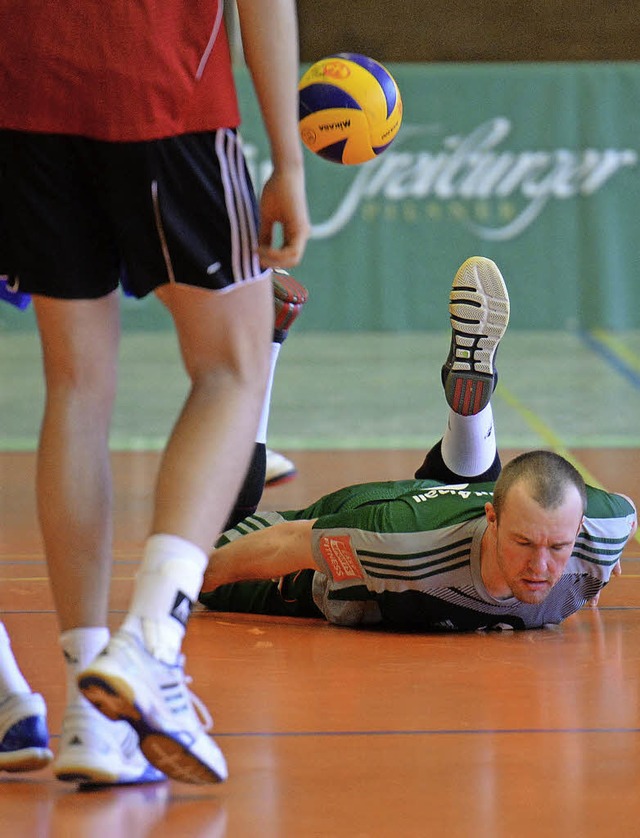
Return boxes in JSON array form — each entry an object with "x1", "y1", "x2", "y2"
[{"x1": 298, "y1": 53, "x2": 403, "y2": 165}]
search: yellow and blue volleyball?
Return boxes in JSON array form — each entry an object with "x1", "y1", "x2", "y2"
[{"x1": 298, "y1": 53, "x2": 403, "y2": 165}]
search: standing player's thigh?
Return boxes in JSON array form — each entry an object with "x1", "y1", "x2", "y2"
[
  {"x1": 155, "y1": 279, "x2": 274, "y2": 378},
  {"x1": 0, "y1": 132, "x2": 119, "y2": 299}
]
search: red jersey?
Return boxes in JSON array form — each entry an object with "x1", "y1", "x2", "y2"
[{"x1": 0, "y1": 0, "x2": 240, "y2": 141}]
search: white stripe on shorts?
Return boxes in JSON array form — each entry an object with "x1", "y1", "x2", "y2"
[{"x1": 215, "y1": 128, "x2": 261, "y2": 284}]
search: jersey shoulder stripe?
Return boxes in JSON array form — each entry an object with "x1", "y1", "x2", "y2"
[
  {"x1": 362, "y1": 558, "x2": 471, "y2": 582},
  {"x1": 357, "y1": 535, "x2": 473, "y2": 563}
]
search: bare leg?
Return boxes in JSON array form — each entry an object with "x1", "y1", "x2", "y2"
[
  {"x1": 33, "y1": 293, "x2": 120, "y2": 630},
  {"x1": 77, "y1": 277, "x2": 276, "y2": 785},
  {"x1": 115, "y1": 277, "x2": 276, "y2": 663},
  {"x1": 152, "y1": 278, "x2": 273, "y2": 550},
  {"x1": 32, "y1": 293, "x2": 170, "y2": 785}
]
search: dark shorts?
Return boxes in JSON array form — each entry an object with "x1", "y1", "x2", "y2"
[
  {"x1": 198, "y1": 570, "x2": 323, "y2": 619},
  {"x1": 0, "y1": 128, "x2": 264, "y2": 299}
]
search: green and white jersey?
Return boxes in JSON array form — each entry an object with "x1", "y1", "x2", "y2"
[{"x1": 290, "y1": 479, "x2": 636, "y2": 631}]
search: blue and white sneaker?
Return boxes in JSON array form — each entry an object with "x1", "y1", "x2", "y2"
[
  {"x1": 441, "y1": 257, "x2": 510, "y2": 416},
  {"x1": 0, "y1": 692, "x2": 53, "y2": 772},
  {"x1": 78, "y1": 630, "x2": 227, "y2": 785},
  {"x1": 54, "y1": 699, "x2": 166, "y2": 786}
]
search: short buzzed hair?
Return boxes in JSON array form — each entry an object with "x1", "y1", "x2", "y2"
[{"x1": 492, "y1": 450, "x2": 588, "y2": 520}]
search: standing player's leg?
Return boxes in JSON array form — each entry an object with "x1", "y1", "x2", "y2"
[
  {"x1": 74, "y1": 126, "x2": 297, "y2": 784},
  {"x1": 3, "y1": 131, "x2": 167, "y2": 786},
  {"x1": 33, "y1": 293, "x2": 165, "y2": 785},
  {"x1": 416, "y1": 257, "x2": 510, "y2": 484},
  {"x1": 79, "y1": 281, "x2": 273, "y2": 785}
]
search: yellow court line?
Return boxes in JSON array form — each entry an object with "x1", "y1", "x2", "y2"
[
  {"x1": 497, "y1": 386, "x2": 605, "y2": 487},
  {"x1": 497, "y1": 385, "x2": 640, "y2": 547},
  {"x1": 591, "y1": 328, "x2": 640, "y2": 373},
  {"x1": 0, "y1": 576, "x2": 49, "y2": 582},
  {"x1": 2, "y1": 575, "x2": 136, "y2": 583}
]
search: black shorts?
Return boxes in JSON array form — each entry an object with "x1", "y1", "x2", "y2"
[{"x1": 0, "y1": 128, "x2": 265, "y2": 299}]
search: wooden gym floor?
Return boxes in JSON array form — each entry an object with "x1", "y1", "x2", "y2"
[
  {"x1": 1, "y1": 327, "x2": 639, "y2": 835},
  {"x1": 1, "y1": 446, "x2": 639, "y2": 838}
]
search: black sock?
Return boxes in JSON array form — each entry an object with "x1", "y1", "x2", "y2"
[
  {"x1": 414, "y1": 439, "x2": 502, "y2": 483},
  {"x1": 225, "y1": 443, "x2": 266, "y2": 530}
]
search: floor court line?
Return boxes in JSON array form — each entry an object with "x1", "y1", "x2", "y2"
[
  {"x1": 212, "y1": 726, "x2": 640, "y2": 738},
  {"x1": 496, "y1": 385, "x2": 640, "y2": 546},
  {"x1": 582, "y1": 329, "x2": 640, "y2": 386},
  {"x1": 496, "y1": 385, "x2": 608, "y2": 488},
  {"x1": 590, "y1": 328, "x2": 640, "y2": 373},
  {"x1": 42, "y1": 726, "x2": 640, "y2": 742}
]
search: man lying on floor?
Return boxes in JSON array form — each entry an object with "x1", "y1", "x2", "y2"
[{"x1": 199, "y1": 258, "x2": 637, "y2": 631}]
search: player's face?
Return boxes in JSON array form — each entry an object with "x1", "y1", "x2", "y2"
[{"x1": 489, "y1": 483, "x2": 584, "y2": 604}]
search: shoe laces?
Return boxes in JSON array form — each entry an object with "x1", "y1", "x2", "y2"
[{"x1": 178, "y1": 658, "x2": 213, "y2": 733}]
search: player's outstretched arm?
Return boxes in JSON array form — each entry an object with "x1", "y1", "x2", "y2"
[
  {"x1": 617, "y1": 494, "x2": 638, "y2": 539},
  {"x1": 585, "y1": 493, "x2": 636, "y2": 608},
  {"x1": 585, "y1": 560, "x2": 622, "y2": 608},
  {"x1": 201, "y1": 518, "x2": 320, "y2": 592},
  {"x1": 236, "y1": 0, "x2": 310, "y2": 268}
]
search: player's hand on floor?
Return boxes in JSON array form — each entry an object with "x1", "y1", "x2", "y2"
[{"x1": 585, "y1": 560, "x2": 622, "y2": 608}]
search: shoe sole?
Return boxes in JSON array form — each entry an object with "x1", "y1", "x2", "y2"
[
  {"x1": 444, "y1": 257, "x2": 510, "y2": 416},
  {"x1": 0, "y1": 747, "x2": 53, "y2": 772},
  {"x1": 272, "y1": 269, "x2": 308, "y2": 331},
  {"x1": 54, "y1": 759, "x2": 165, "y2": 786},
  {"x1": 79, "y1": 672, "x2": 226, "y2": 785},
  {"x1": 265, "y1": 467, "x2": 297, "y2": 488},
  {"x1": 272, "y1": 269, "x2": 309, "y2": 305},
  {"x1": 55, "y1": 765, "x2": 144, "y2": 785}
]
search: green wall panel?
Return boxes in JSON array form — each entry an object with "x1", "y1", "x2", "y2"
[{"x1": 2, "y1": 62, "x2": 638, "y2": 332}]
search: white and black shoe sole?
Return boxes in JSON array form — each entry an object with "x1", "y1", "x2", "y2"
[{"x1": 442, "y1": 257, "x2": 510, "y2": 416}]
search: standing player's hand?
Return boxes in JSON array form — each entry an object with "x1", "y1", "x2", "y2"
[{"x1": 258, "y1": 163, "x2": 310, "y2": 269}]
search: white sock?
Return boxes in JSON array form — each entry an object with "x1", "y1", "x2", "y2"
[
  {"x1": 123, "y1": 534, "x2": 208, "y2": 664},
  {"x1": 441, "y1": 404, "x2": 497, "y2": 477},
  {"x1": 59, "y1": 626, "x2": 110, "y2": 706},
  {"x1": 255, "y1": 343, "x2": 281, "y2": 444},
  {"x1": 0, "y1": 621, "x2": 31, "y2": 701}
]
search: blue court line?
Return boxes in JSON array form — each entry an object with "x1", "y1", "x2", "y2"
[
  {"x1": 212, "y1": 726, "x2": 640, "y2": 738},
  {"x1": 581, "y1": 329, "x2": 640, "y2": 388},
  {"x1": 6, "y1": 604, "x2": 640, "y2": 616},
  {"x1": 48, "y1": 725, "x2": 640, "y2": 743},
  {"x1": 0, "y1": 559, "x2": 44, "y2": 565},
  {"x1": 0, "y1": 558, "x2": 142, "y2": 565}
]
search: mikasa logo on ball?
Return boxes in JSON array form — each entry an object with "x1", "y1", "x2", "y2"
[
  {"x1": 317, "y1": 119, "x2": 351, "y2": 132},
  {"x1": 300, "y1": 116, "x2": 353, "y2": 145}
]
